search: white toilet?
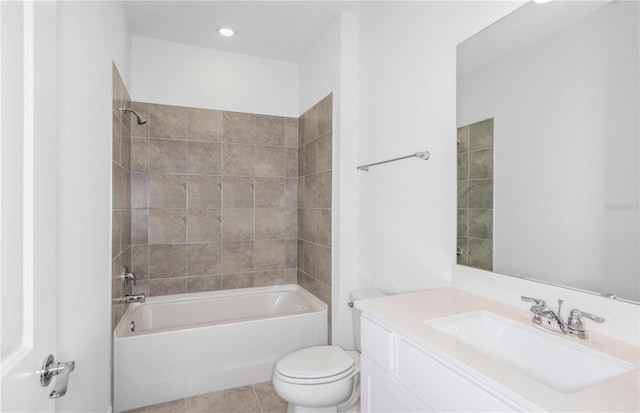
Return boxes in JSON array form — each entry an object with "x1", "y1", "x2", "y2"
[{"x1": 272, "y1": 289, "x2": 387, "y2": 413}]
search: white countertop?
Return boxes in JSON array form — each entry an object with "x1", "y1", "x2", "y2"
[{"x1": 355, "y1": 287, "x2": 640, "y2": 412}]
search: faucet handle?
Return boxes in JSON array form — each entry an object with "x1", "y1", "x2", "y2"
[
  {"x1": 122, "y1": 265, "x2": 136, "y2": 287},
  {"x1": 566, "y1": 309, "x2": 604, "y2": 339},
  {"x1": 521, "y1": 296, "x2": 546, "y2": 306},
  {"x1": 569, "y1": 309, "x2": 605, "y2": 324}
]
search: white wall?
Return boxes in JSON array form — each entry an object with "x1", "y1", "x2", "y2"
[
  {"x1": 458, "y1": 1, "x2": 639, "y2": 301},
  {"x1": 353, "y1": 2, "x2": 523, "y2": 294},
  {"x1": 56, "y1": 1, "x2": 130, "y2": 411},
  {"x1": 130, "y1": 36, "x2": 299, "y2": 117}
]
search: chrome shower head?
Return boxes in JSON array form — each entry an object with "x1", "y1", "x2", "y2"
[{"x1": 119, "y1": 107, "x2": 147, "y2": 125}]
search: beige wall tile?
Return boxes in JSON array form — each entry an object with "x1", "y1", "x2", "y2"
[
  {"x1": 303, "y1": 174, "x2": 317, "y2": 209},
  {"x1": 255, "y1": 115, "x2": 284, "y2": 146},
  {"x1": 187, "y1": 243, "x2": 220, "y2": 276},
  {"x1": 187, "y1": 142, "x2": 222, "y2": 175},
  {"x1": 148, "y1": 278, "x2": 187, "y2": 296},
  {"x1": 149, "y1": 174, "x2": 186, "y2": 208},
  {"x1": 317, "y1": 209, "x2": 331, "y2": 247},
  {"x1": 223, "y1": 144, "x2": 255, "y2": 176},
  {"x1": 222, "y1": 208, "x2": 254, "y2": 241},
  {"x1": 121, "y1": 124, "x2": 131, "y2": 171},
  {"x1": 469, "y1": 149, "x2": 493, "y2": 180},
  {"x1": 468, "y1": 209, "x2": 493, "y2": 240},
  {"x1": 131, "y1": 245, "x2": 149, "y2": 280},
  {"x1": 469, "y1": 179, "x2": 493, "y2": 209},
  {"x1": 187, "y1": 175, "x2": 221, "y2": 209},
  {"x1": 255, "y1": 146, "x2": 284, "y2": 177},
  {"x1": 187, "y1": 209, "x2": 221, "y2": 242},
  {"x1": 284, "y1": 148, "x2": 298, "y2": 178},
  {"x1": 186, "y1": 275, "x2": 222, "y2": 293},
  {"x1": 457, "y1": 125, "x2": 469, "y2": 154},
  {"x1": 255, "y1": 178, "x2": 284, "y2": 208},
  {"x1": 284, "y1": 178, "x2": 297, "y2": 208},
  {"x1": 285, "y1": 268, "x2": 297, "y2": 284},
  {"x1": 468, "y1": 238, "x2": 493, "y2": 271},
  {"x1": 297, "y1": 144, "x2": 305, "y2": 177},
  {"x1": 112, "y1": 114, "x2": 121, "y2": 164},
  {"x1": 120, "y1": 209, "x2": 131, "y2": 252},
  {"x1": 316, "y1": 133, "x2": 332, "y2": 172},
  {"x1": 150, "y1": 104, "x2": 187, "y2": 140},
  {"x1": 223, "y1": 112, "x2": 254, "y2": 144},
  {"x1": 255, "y1": 239, "x2": 284, "y2": 271},
  {"x1": 222, "y1": 177, "x2": 254, "y2": 208},
  {"x1": 297, "y1": 177, "x2": 305, "y2": 208},
  {"x1": 148, "y1": 244, "x2": 186, "y2": 278},
  {"x1": 458, "y1": 208, "x2": 468, "y2": 238},
  {"x1": 188, "y1": 107, "x2": 222, "y2": 142},
  {"x1": 285, "y1": 239, "x2": 297, "y2": 269},
  {"x1": 131, "y1": 137, "x2": 149, "y2": 173},
  {"x1": 458, "y1": 152, "x2": 469, "y2": 181},
  {"x1": 457, "y1": 181, "x2": 469, "y2": 209},
  {"x1": 284, "y1": 118, "x2": 298, "y2": 148},
  {"x1": 221, "y1": 241, "x2": 254, "y2": 274},
  {"x1": 148, "y1": 209, "x2": 186, "y2": 244},
  {"x1": 222, "y1": 273, "x2": 254, "y2": 290},
  {"x1": 131, "y1": 209, "x2": 148, "y2": 245},
  {"x1": 255, "y1": 208, "x2": 285, "y2": 239},
  {"x1": 302, "y1": 105, "x2": 318, "y2": 144},
  {"x1": 317, "y1": 94, "x2": 332, "y2": 136},
  {"x1": 317, "y1": 171, "x2": 331, "y2": 209},
  {"x1": 254, "y1": 270, "x2": 285, "y2": 287},
  {"x1": 469, "y1": 118, "x2": 493, "y2": 151},
  {"x1": 131, "y1": 173, "x2": 149, "y2": 209},
  {"x1": 284, "y1": 208, "x2": 297, "y2": 239},
  {"x1": 112, "y1": 210, "x2": 121, "y2": 259},
  {"x1": 303, "y1": 140, "x2": 317, "y2": 175},
  {"x1": 149, "y1": 139, "x2": 186, "y2": 173}
]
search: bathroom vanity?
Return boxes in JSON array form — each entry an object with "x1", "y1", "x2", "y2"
[{"x1": 356, "y1": 288, "x2": 639, "y2": 412}]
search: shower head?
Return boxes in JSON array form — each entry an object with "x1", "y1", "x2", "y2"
[{"x1": 119, "y1": 107, "x2": 147, "y2": 125}]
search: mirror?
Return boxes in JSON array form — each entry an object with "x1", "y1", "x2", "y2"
[{"x1": 456, "y1": 0, "x2": 639, "y2": 303}]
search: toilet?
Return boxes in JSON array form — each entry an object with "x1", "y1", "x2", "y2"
[{"x1": 272, "y1": 289, "x2": 387, "y2": 413}]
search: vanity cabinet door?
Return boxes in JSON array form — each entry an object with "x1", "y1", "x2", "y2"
[
  {"x1": 361, "y1": 315, "x2": 395, "y2": 371},
  {"x1": 361, "y1": 354, "x2": 435, "y2": 413},
  {"x1": 397, "y1": 339, "x2": 516, "y2": 412}
]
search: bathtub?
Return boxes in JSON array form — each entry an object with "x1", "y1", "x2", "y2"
[{"x1": 113, "y1": 285, "x2": 327, "y2": 412}]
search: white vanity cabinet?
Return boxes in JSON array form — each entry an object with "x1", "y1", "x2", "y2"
[{"x1": 360, "y1": 314, "x2": 525, "y2": 412}]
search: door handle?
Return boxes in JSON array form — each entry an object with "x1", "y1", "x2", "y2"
[{"x1": 40, "y1": 354, "x2": 75, "y2": 399}]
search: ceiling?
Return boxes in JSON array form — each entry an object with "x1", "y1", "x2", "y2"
[{"x1": 123, "y1": 1, "x2": 365, "y2": 62}]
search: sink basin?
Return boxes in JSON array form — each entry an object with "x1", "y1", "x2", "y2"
[{"x1": 424, "y1": 311, "x2": 636, "y2": 393}]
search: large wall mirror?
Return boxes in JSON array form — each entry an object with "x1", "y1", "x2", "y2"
[{"x1": 456, "y1": 1, "x2": 639, "y2": 303}]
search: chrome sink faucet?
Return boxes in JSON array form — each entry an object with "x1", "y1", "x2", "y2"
[{"x1": 521, "y1": 296, "x2": 604, "y2": 339}]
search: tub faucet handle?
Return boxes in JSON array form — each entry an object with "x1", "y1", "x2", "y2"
[{"x1": 122, "y1": 265, "x2": 136, "y2": 287}]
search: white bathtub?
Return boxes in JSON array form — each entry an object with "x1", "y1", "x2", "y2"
[{"x1": 113, "y1": 285, "x2": 327, "y2": 412}]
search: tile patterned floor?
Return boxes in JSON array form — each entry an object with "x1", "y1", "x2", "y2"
[{"x1": 123, "y1": 382, "x2": 288, "y2": 413}]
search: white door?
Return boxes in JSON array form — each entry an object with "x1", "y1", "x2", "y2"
[{"x1": 1, "y1": 2, "x2": 63, "y2": 411}]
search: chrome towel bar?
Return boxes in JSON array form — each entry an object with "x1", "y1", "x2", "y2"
[{"x1": 357, "y1": 151, "x2": 430, "y2": 171}]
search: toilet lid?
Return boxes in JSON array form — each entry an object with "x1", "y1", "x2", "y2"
[{"x1": 275, "y1": 346, "x2": 355, "y2": 380}]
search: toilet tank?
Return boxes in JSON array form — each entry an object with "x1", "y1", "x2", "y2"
[{"x1": 349, "y1": 289, "x2": 388, "y2": 351}]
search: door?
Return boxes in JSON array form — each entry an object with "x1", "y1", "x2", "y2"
[{"x1": 1, "y1": 1, "x2": 60, "y2": 411}]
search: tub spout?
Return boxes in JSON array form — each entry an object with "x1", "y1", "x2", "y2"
[{"x1": 116, "y1": 294, "x2": 146, "y2": 304}]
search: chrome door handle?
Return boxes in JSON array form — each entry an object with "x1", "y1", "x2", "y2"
[{"x1": 40, "y1": 354, "x2": 75, "y2": 399}]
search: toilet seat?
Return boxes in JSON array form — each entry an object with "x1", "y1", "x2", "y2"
[{"x1": 275, "y1": 346, "x2": 356, "y2": 385}]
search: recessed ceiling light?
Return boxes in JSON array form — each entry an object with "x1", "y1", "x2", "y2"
[{"x1": 217, "y1": 26, "x2": 236, "y2": 38}]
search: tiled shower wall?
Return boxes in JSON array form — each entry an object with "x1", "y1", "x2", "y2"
[
  {"x1": 112, "y1": 64, "x2": 132, "y2": 329},
  {"x1": 297, "y1": 94, "x2": 333, "y2": 341},
  {"x1": 128, "y1": 102, "x2": 299, "y2": 296},
  {"x1": 457, "y1": 118, "x2": 494, "y2": 271}
]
